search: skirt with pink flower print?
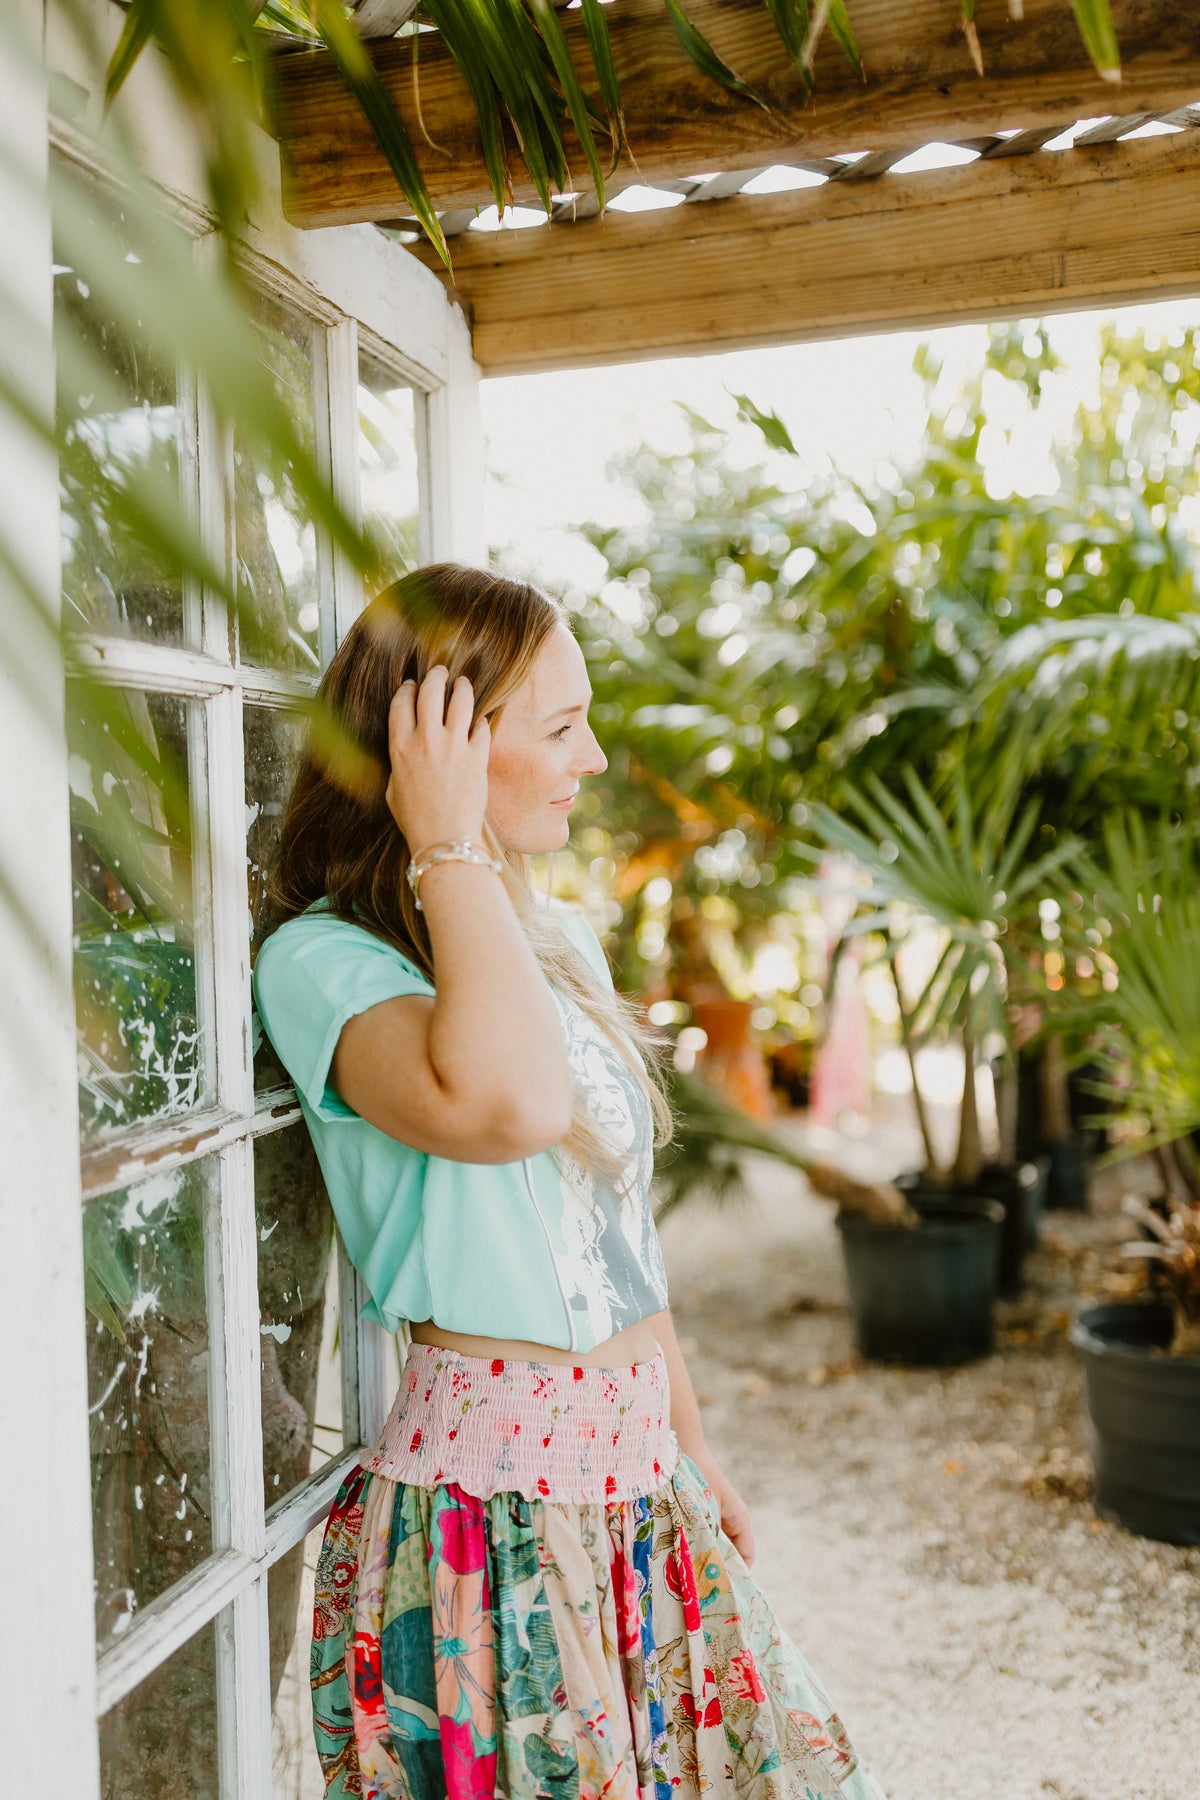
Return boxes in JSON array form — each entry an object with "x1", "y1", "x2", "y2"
[{"x1": 310, "y1": 1344, "x2": 887, "y2": 1800}]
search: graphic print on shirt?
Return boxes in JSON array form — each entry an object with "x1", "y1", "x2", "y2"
[{"x1": 526, "y1": 985, "x2": 667, "y2": 1347}]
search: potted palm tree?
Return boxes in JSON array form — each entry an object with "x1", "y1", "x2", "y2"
[
  {"x1": 808, "y1": 761, "x2": 1075, "y2": 1359},
  {"x1": 1067, "y1": 815, "x2": 1200, "y2": 1544}
]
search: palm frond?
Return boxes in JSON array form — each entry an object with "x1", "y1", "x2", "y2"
[
  {"x1": 1070, "y1": 0, "x2": 1121, "y2": 84},
  {"x1": 1072, "y1": 815, "x2": 1200, "y2": 1152},
  {"x1": 313, "y1": 0, "x2": 450, "y2": 268},
  {"x1": 660, "y1": 0, "x2": 769, "y2": 113}
]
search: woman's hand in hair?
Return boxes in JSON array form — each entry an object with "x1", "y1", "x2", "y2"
[{"x1": 385, "y1": 666, "x2": 490, "y2": 852}]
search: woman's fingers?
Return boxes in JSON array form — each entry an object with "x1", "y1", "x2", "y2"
[
  {"x1": 388, "y1": 678, "x2": 417, "y2": 740},
  {"x1": 384, "y1": 665, "x2": 489, "y2": 847},
  {"x1": 415, "y1": 663, "x2": 450, "y2": 732},
  {"x1": 444, "y1": 672, "x2": 476, "y2": 737}
]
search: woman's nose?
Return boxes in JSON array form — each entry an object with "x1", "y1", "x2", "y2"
[{"x1": 578, "y1": 729, "x2": 607, "y2": 776}]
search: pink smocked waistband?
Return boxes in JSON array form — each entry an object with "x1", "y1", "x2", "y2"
[{"x1": 365, "y1": 1341, "x2": 679, "y2": 1503}]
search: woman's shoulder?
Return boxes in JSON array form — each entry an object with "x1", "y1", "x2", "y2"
[{"x1": 254, "y1": 903, "x2": 432, "y2": 991}]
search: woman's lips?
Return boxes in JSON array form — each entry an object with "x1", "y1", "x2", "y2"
[{"x1": 551, "y1": 796, "x2": 577, "y2": 808}]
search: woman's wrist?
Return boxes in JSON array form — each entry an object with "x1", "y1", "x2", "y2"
[
  {"x1": 405, "y1": 825, "x2": 487, "y2": 859},
  {"x1": 409, "y1": 852, "x2": 502, "y2": 911}
]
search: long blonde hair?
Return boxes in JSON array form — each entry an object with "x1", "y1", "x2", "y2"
[{"x1": 268, "y1": 562, "x2": 673, "y2": 1185}]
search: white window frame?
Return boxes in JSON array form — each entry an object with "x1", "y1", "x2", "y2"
[{"x1": 2, "y1": 5, "x2": 483, "y2": 1792}]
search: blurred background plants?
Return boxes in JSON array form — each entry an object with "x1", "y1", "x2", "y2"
[{"x1": 551, "y1": 317, "x2": 1200, "y2": 1180}]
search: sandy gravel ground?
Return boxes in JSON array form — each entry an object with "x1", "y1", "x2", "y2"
[{"x1": 658, "y1": 1128, "x2": 1200, "y2": 1800}]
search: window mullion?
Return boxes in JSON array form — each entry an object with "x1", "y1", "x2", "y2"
[
  {"x1": 424, "y1": 327, "x2": 484, "y2": 563},
  {"x1": 414, "y1": 386, "x2": 434, "y2": 565},
  {"x1": 206, "y1": 674, "x2": 267, "y2": 1788},
  {"x1": 194, "y1": 231, "x2": 235, "y2": 667},
  {"x1": 211, "y1": 1134, "x2": 270, "y2": 1796},
  {"x1": 337, "y1": 1231, "x2": 363, "y2": 1445},
  {"x1": 356, "y1": 1281, "x2": 392, "y2": 1446},
  {"x1": 317, "y1": 315, "x2": 364, "y2": 651},
  {"x1": 338, "y1": 1235, "x2": 392, "y2": 1450},
  {"x1": 203, "y1": 681, "x2": 254, "y2": 1571},
  {"x1": 178, "y1": 358, "x2": 205, "y2": 653},
  {"x1": 217, "y1": 1579, "x2": 273, "y2": 1800}
]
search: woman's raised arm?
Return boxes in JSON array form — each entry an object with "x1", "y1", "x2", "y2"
[{"x1": 330, "y1": 666, "x2": 574, "y2": 1163}]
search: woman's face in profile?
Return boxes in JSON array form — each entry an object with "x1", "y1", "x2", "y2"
[{"x1": 485, "y1": 623, "x2": 608, "y2": 854}]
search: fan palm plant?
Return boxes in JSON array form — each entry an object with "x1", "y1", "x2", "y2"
[
  {"x1": 808, "y1": 761, "x2": 1077, "y2": 1188},
  {"x1": 1070, "y1": 814, "x2": 1200, "y2": 1355}
]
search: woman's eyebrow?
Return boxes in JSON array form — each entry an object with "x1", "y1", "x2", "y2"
[{"x1": 539, "y1": 696, "x2": 592, "y2": 724}]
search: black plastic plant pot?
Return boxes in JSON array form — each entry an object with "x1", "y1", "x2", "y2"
[
  {"x1": 1070, "y1": 1301, "x2": 1200, "y2": 1545},
  {"x1": 897, "y1": 1166, "x2": 1040, "y2": 1300},
  {"x1": 973, "y1": 1162, "x2": 1043, "y2": 1298},
  {"x1": 1022, "y1": 1155, "x2": 1051, "y2": 1250},
  {"x1": 1044, "y1": 1136, "x2": 1091, "y2": 1211},
  {"x1": 836, "y1": 1199, "x2": 1004, "y2": 1366}
]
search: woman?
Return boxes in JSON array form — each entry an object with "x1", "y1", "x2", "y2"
[{"x1": 253, "y1": 563, "x2": 887, "y2": 1800}]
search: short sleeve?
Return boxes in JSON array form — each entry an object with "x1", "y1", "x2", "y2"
[{"x1": 252, "y1": 918, "x2": 434, "y2": 1122}]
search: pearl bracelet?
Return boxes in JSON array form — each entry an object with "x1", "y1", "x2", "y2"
[{"x1": 406, "y1": 840, "x2": 502, "y2": 911}]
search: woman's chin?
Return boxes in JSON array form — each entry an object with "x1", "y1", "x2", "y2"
[{"x1": 500, "y1": 815, "x2": 573, "y2": 858}]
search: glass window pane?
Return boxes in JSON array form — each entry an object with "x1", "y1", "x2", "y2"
[
  {"x1": 87, "y1": 1158, "x2": 215, "y2": 1649},
  {"x1": 69, "y1": 683, "x2": 207, "y2": 1145},
  {"x1": 55, "y1": 188, "x2": 186, "y2": 648},
  {"x1": 100, "y1": 1618, "x2": 217, "y2": 1800},
  {"x1": 235, "y1": 292, "x2": 321, "y2": 672},
  {"x1": 359, "y1": 355, "x2": 420, "y2": 576},
  {"x1": 246, "y1": 702, "x2": 307, "y2": 1094},
  {"x1": 270, "y1": 1521, "x2": 328, "y2": 1796},
  {"x1": 256, "y1": 1126, "x2": 343, "y2": 1506}
]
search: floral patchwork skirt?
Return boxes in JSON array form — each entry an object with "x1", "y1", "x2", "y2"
[{"x1": 310, "y1": 1344, "x2": 887, "y2": 1800}]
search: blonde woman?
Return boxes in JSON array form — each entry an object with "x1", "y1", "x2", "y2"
[{"x1": 253, "y1": 563, "x2": 887, "y2": 1800}]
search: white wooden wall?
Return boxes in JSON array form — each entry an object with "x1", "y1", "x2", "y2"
[{"x1": 0, "y1": 3, "x2": 102, "y2": 1792}]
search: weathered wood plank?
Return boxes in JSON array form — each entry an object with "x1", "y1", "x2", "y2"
[
  {"x1": 402, "y1": 131, "x2": 1200, "y2": 372},
  {"x1": 271, "y1": 0, "x2": 1200, "y2": 226}
]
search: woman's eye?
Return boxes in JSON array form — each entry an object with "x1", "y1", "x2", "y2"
[{"x1": 550, "y1": 723, "x2": 571, "y2": 741}]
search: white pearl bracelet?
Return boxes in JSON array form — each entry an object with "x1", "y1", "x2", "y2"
[{"x1": 406, "y1": 840, "x2": 502, "y2": 910}]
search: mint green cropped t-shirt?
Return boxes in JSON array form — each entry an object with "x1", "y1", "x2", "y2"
[{"x1": 251, "y1": 900, "x2": 668, "y2": 1353}]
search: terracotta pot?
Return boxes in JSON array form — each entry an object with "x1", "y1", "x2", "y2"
[{"x1": 687, "y1": 995, "x2": 774, "y2": 1121}]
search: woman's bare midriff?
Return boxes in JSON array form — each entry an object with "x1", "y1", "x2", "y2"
[{"x1": 408, "y1": 1315, "x2": 662, "y2": 1368}]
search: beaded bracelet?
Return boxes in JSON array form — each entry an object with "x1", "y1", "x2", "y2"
[{"x1": 406, "y1": 840, "x2": 502, "y2": 911}]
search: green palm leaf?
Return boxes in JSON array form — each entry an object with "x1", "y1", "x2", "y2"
[
  {"x1": 825, "y1": 0, "x2": 864, "y2": 80},
  {"x1": 1072, "y1": 816, "x2": 1200, "y2": 1149},
  {"x1": 104, "y1": 0, "x2": 155, "y2": 103},
  {"x1": 312, "y1": 0, "x2": 450, "y2": 269},
  {"x1": 661, "y1": 0, "x2": 770, "y2": 113},
  {"x1": 419, "y1": 0, "x2": 511, "y2": 211},
  {"x1": 1071, "y1": 0, "x2": 1121, "y2": 83},
  {"x1": 525, "y1": 0, "x2": 606, "y2": 205},
  {"x1": 578, "y1": 0, "x2": 625, "y2": 176},
  {"x1": 759, "y1": 0, "x2": 813, "y2": 92}
]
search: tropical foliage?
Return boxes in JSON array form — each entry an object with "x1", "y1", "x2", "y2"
[
  {"x1": 567, "y1": 321, "x2": 1200, "y2": 968},
  {"x1": 555, "y1": 316, "x2": 1200, "y2": 1204},
  {"x1": 806, "y1": 764, "x2": 1078, "y2": 1182},
  {"x1": 1072, "y1": 816, "x2": 1200, "y2": 1160},
  {"x1": 1065, "y1": 816, "x2": 1200, "y2": 1353}
]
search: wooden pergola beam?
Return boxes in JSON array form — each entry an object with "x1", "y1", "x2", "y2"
[
  {"x1": 272, "y1": 0, "x2": 1200, "y2": 226},
  {"x1": 402, "y1": 130, "x2": 1200, "y2": 373}
]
